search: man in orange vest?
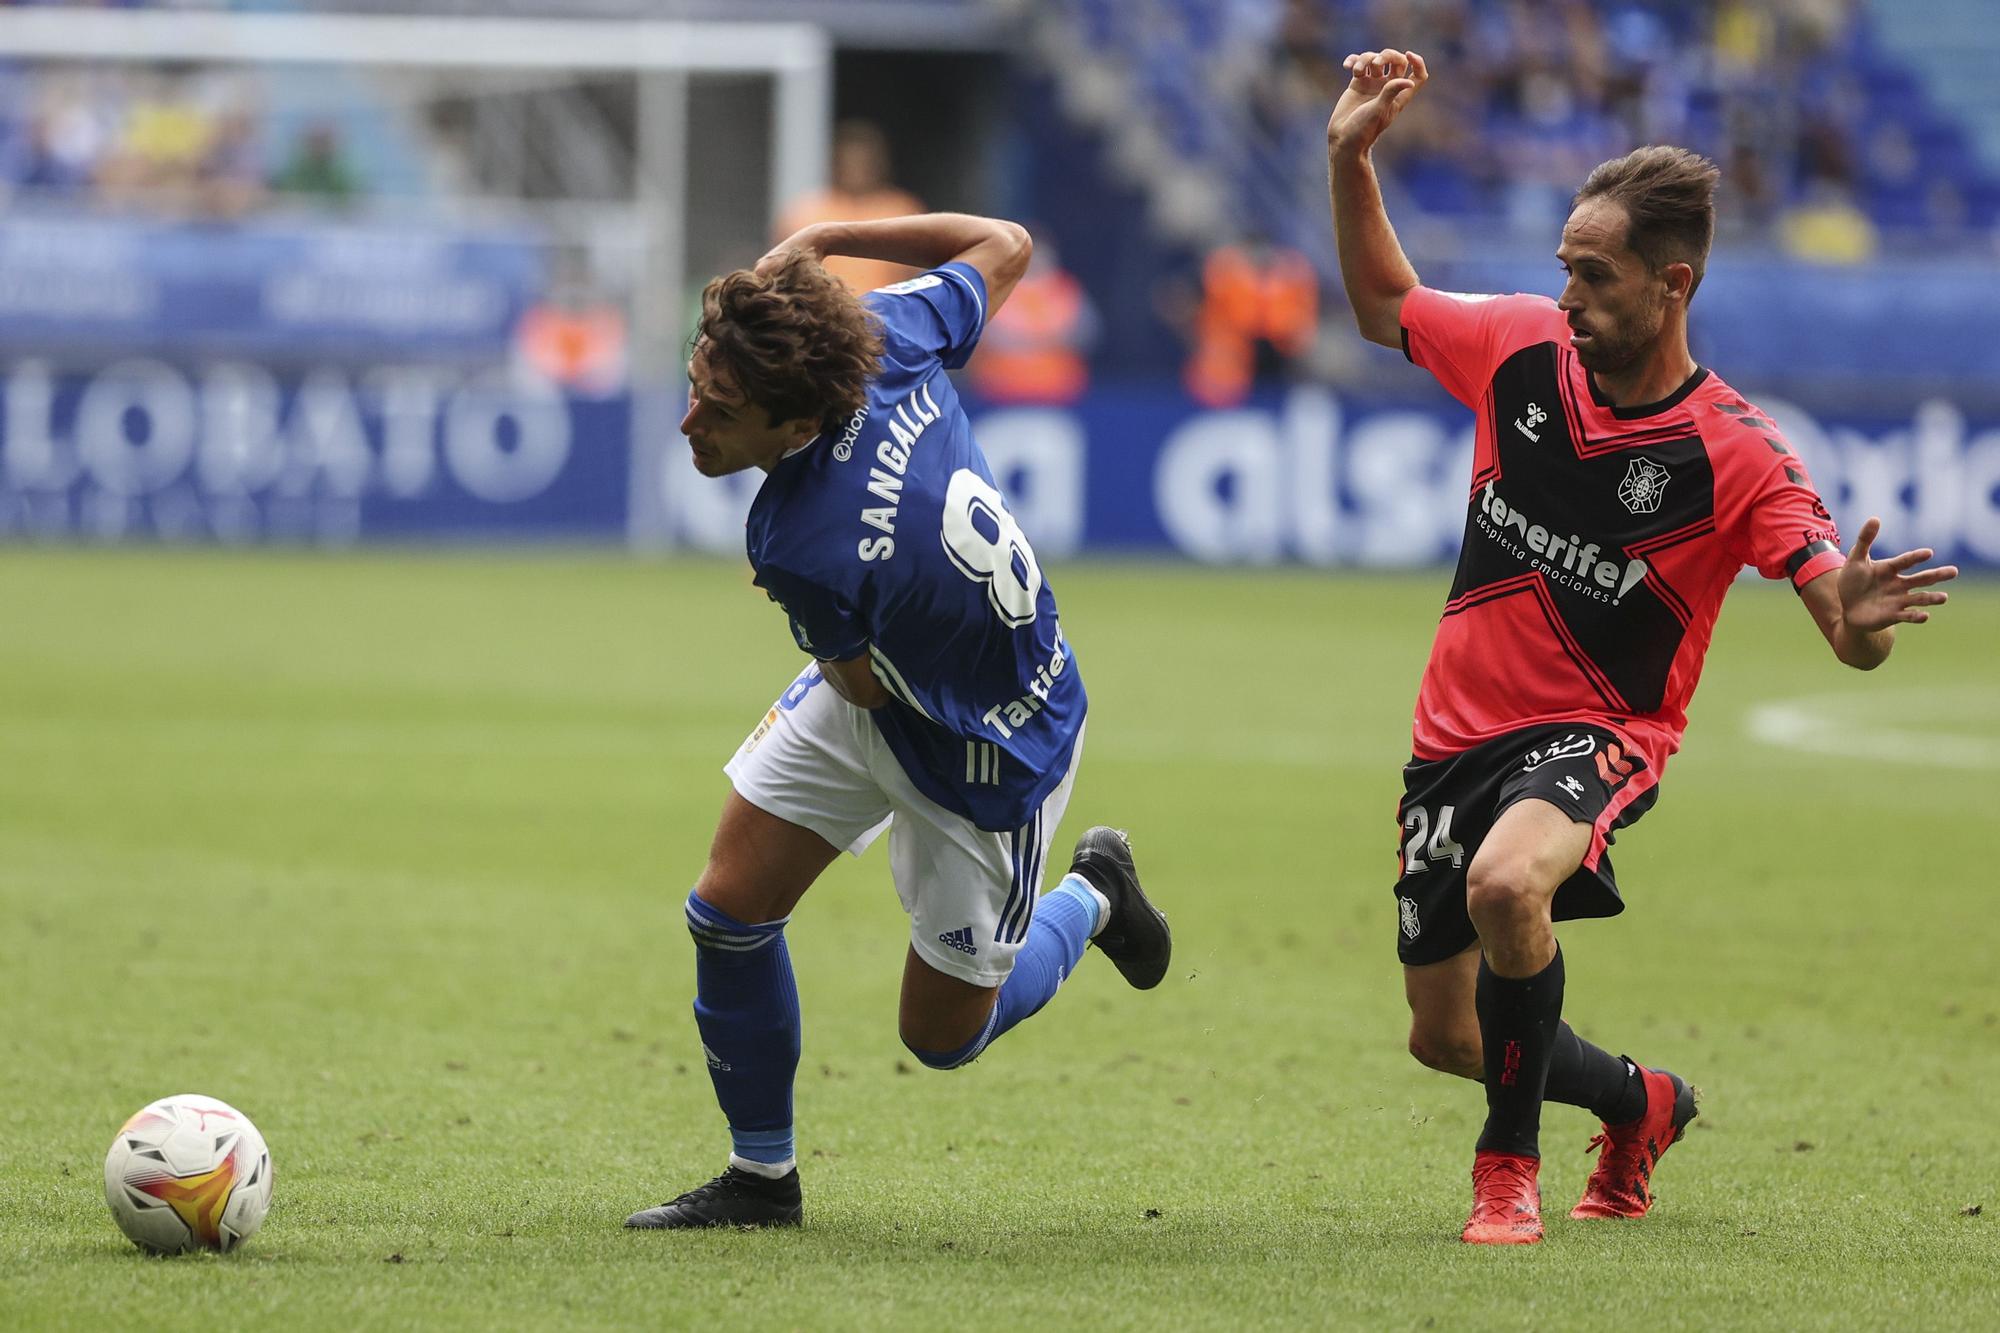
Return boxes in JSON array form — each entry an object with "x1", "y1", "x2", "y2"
[
  {"x1": 969, "y1": 237, "x2": 1098, "y2": 405},
  {"x1": 516, "y1": 251, "x2": 629, "y2": 395},
  {"x1": 774, "y1": 121, "x2": 926, "y2": 295},
  {"x1": 1183, "y1": 238, "x2": 1320, "y2": 407}
]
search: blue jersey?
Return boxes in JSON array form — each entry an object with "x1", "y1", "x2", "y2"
[{"x1": 744, "y1": 262, "x2": 1086, "y2": 832}]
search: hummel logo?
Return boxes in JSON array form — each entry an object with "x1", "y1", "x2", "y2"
[
  {"x1": 1558, "y1": 775, "x2": 1586, "y2": 800},
  {"x1": 1514, "y1": 402, "x2": 1548, "y2": 442},
  {"x1": 938, "y1": 926, "x2": 978, "y2": 956}
]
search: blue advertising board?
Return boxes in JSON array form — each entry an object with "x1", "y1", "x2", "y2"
[
  {"x1": 2, "y1": 212, "x2": 1994, "y2": 563},
  {"x1": 648, "y1": 381, "x2": 2000, "y2": 571},
  {"x1": 0, "y1": 214, "x2": 543, "y2": 364},
  {"x1": 3, "y1": 363, "x2": 1997, "y2": 568},
  {"x1": 0, "y1": 358, "x2": 626, "y2": 544}
]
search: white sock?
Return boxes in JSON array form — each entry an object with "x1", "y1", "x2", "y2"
[
  {"x1": 729, "y1": 1152, "x2": 796, "y2": 1179},
  {"x1": 1075, "y1": 878, "x2": 1112, "y2": 937}
]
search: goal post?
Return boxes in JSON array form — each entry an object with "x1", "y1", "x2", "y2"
[
  {"x1": 0, "y1": 9, "x2": 831, "y2": 226},
  {"x1": 0, "y1": 8, "x2": 833, "y2": 548}
]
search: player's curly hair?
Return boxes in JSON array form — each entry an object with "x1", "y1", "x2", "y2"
[
  {"x1": 695, "y1": 251, "x2": 884, "y2": 433},
  {"x1": 1575, "y1": 146, "x2": 1720, "y2": 299}
]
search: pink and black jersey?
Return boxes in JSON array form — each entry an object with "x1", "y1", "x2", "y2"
[{"x1": 1399, "y1": 285, "x2": 1844, "y2": 778}]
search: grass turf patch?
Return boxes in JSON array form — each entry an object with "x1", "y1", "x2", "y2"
[{"x1": 3, "y1": 550, "x2": 1994, "y2": 1329}]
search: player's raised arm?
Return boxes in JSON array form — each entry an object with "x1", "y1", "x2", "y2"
[
  {"x1": 1798, "y1": 517, "x2": 1958, "y2": 669},
  {"x1": 761, "y1": 213, "x2": 1033, "y2": 313},
  {"x1": 1327, "y1": 49, "x2": 1427, "y2": 347}
]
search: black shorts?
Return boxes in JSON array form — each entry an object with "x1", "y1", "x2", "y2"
[{"x1": 1392, "y1": 724, "x2": 1660, "y2": 966}]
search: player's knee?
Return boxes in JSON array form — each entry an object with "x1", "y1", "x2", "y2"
[
  {"x1": 1408, "y1": 1028, "x2": 1482, "y2": 1079},
  {"x1": 688, "y1": 866, "x2": 783, "y2": 929},
  {"x1": 898, "y1": 997, "x2": 1000, "y2": 1069},
  {"x1": 901, "y1": 1028, "x2": 985, "y2": 1071},
  {"x1": 1464, "y1": 860, "x2": 1543, "y2": 931},
  {"x1": 684, "y1": 888, "x2": 787, "y2": 958}
]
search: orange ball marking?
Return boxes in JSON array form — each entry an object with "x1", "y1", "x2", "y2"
[{"x1": 136, "y1": 1154, "x2": 239, "y2": 1248}]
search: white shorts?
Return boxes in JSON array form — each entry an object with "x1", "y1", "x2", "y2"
[{"x1": 723, "y1": 662, "x2": 1082, "y2": 987}]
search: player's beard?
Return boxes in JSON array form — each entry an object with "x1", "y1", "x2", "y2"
[{"x1": 1574, "y1": 292, "x2": 1665, "y2": 375}]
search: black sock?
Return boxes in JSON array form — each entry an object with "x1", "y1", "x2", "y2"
[
  {"x1": 1544, "y1": 1024, "x2": 1647, "y2": 1124},
  {"x1": 1474, "y1": 945, "x2": 1565, "y2": 1158}
]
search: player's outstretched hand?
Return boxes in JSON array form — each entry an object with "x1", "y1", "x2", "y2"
[
  {"x1": 1327, "y1": 49, "x2": 1427, "y2": 159},
  {"x1": 1837, "y1": 516, "x2": 1958, "y2": 631}
]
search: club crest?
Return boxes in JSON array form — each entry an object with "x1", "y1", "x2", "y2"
[{"x1": 1617, "y1": 459, "x2": 1671, "y2": 514}]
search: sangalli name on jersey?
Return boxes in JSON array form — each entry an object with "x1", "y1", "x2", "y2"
[
  {"x1": 1476, "y1": 482, "x2": 1650, "y2": 605},
  {"x1": 854, "y1": 380, "x2": 947, "y2": 563}
]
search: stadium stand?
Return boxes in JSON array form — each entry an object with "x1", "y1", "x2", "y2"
[
  {"x1": 0, "y1": 42, "x2": 428, "y2": 214},
  {"x1": 12, "y1": 1, "x2": 1993, "y2": 250},
  {"x1": 0, "y1": 0, "x2": 1994, "y2": 398},
  {"x1": 1865, "y1": 0, "x2": 2000, "y2": 228},
  {"x1": 1037, "y1": 0, "x2": 2000, "y2": 273}
]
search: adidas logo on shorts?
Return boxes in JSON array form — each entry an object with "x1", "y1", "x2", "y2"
[{"x1": 938, "y1": 926, "x2": 978, "y2": 956}]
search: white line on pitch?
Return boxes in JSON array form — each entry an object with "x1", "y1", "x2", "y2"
[{"x1": 1745, "y1": 689, "x2": 2000, "y2": 770}]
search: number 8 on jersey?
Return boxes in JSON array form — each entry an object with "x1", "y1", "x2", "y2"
[{"x1": 942, "y1": 468, "x2": 1043, "y2": 627}]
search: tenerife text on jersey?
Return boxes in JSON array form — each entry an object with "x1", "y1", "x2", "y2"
[{"x1": 1475, "y1": 481, "x2": 1650, "y2": 604}]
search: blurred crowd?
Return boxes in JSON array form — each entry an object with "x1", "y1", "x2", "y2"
[
  {"x1": 1048, "y1": 0, "x2": 2000, "y2": 398},
  {"x1": 1283, "y1": 0, "x2": 1986, "y2": 256},
  {"x1": 3, "y1": 0, "x2": 1990, "y2": 404},
  {"x1": 1088, "y1": 0, "x2": 1989, "y2": 263},
  {"x1": 0, "y1": 63, "x2": 361, "y2": 216}
]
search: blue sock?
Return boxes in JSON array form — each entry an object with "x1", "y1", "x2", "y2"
[
  {"x1": 685, "y1": 892, "x2": 800, "y2": 1167},
  {"x1": 912, "y1": 875, "x2": 1099, "y2": 1069},
  {"x1": 995, "y1": 875, "x2": 1099, "y2": 1036}
]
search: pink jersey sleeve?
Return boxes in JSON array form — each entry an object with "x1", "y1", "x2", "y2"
[
  {"x1": 1399, "y1": 286, "x2": 1568, "y2": 408},
  {"x1": 1742, "y1": 447, "x2": 1845, "y2": 588}
]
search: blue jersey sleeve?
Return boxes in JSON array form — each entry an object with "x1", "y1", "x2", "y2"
[
  {"x1": 753, "y1": 562, "x2": 869, "y2": 661},
  {"x1": 865, "y1": 262, "x2": 989, "y2": 369}
]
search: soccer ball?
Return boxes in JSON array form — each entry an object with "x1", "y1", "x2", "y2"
[{"x1": 102, "y1": 1094, "x2": 273, "y2": 1254}]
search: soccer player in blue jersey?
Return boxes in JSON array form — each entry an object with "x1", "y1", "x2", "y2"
[{"x1": 624, "y1": 212, "x2": 1172, "y2": 1230}]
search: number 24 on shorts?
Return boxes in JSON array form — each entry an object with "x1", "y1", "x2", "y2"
[{"x1": 1403, "y1": 804, "x2": 1465, "y2": 873}]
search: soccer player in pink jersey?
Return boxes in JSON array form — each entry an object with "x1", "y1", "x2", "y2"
[{"x1": 1327, "y1": 50, "x2": 1959, "y2": 1244}]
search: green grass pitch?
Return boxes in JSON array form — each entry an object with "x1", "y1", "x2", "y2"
[{"x1": 2, "y1": 549, "x2": 1994, "y2": 1330}]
